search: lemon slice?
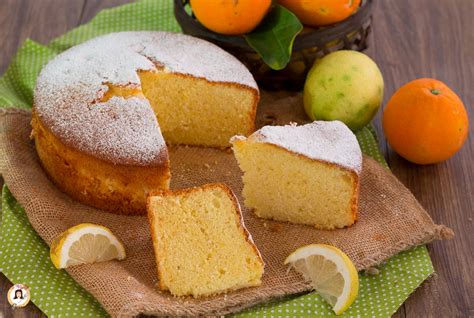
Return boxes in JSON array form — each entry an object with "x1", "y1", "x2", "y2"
[
  {"x1": 50, "y1": 223, "x2": 126, "y2": 269},
  {"x1": 285, "y1": 244, "x2": 359, "y2": 315}
]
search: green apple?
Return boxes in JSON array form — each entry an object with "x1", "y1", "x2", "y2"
[{"x1": 303, "y1": 50, "x2": 384, "y2": 131}]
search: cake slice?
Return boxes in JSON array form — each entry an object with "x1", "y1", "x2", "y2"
[
  {"x1": 231, "y1": 121, "x2": 362, "y2": 229},
  {"x1": 147, "y1": 183, "x2": 264, "y2": 297}
]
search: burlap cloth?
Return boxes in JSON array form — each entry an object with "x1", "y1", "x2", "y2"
[{"x1": 0, "y1": 93, "x2": 453, "y2": 317}]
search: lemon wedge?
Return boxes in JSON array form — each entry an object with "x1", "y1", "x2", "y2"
[
  {"x1": 50, "y1": 223, "x2": 126, "y2": 269},
  {"x1": 285, "y1": 244, "x2": 359, "y2": 315}
]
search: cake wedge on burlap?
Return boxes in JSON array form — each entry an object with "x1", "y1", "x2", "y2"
[
  {"x1": 147, "y1": 183, "x2": 264, "y2": 297},
  {"x1": 231, "y1": 121, "x2": 362, "y2": 229}
]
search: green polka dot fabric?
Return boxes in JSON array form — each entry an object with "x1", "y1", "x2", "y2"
[
  {"x1": 234, "y1": 240, "x2": 432, "y2": 317},
  {"x1": 0, "y1": 187, "x2": 108, "y2": 317},
  {"x1": 0, "y1": 0, "x2": 434, "y2": 317}
]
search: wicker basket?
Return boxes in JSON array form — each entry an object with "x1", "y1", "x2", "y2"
[{"x1": 174, "y1": 0, "x2": 374, "y2": 90}]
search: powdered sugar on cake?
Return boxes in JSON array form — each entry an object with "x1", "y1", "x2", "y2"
[
  {"x1": 248, "y1": 121, "x2": 362, "y2": 173},
  {"x1": 34, "y1": 32, "x2": 257, "y2": 165}
]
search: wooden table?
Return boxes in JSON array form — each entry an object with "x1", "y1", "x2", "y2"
[{"x1": 1, "y1": 0, "x2": 472, "y2": 317}]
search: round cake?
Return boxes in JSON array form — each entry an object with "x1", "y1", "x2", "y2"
[{"x1": 32, "y1": 31, "x2": 259, "y2": 215}]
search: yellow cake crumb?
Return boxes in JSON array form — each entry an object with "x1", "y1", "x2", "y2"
[
  {"x1": 147, "y1": 183, "x2": 264, "y2": 297},
  {"x1": 231, "y1": 121, "x2": 361, "y2": 229},
  {"x1": 139, "y1": 71, "x2": 257, "y2": 147}
]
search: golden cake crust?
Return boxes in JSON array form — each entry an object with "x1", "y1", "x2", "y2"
[
  {"x1": 32, "y1": 112, "x2": 170, "y2": 215},
  {"x1": 147, "y1": 183, "x2": 265, "y2": 294}
]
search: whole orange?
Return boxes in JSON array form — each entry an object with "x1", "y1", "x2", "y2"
[
  {"x1": 383, "y1": 78, "x2": 469, "y2": 165},
  {"x1": 190, "y1": 0, "x2": 271, "y2": 35},
  {"x1": 278, "y1": 0, "x2": 361, "y2": 27}
]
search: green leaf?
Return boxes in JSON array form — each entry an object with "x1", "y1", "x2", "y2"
[{"x1": 244, "y1": 5, "x2": 303, "y2": 70}]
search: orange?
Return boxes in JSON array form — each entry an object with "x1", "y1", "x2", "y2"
[
  {"x1": 278, "y1": 0, "x2": 361, "y2": 27},
  {"x1": 383, "y1": 78, "x2": 469, "y2": 165},
  {"x1": 190, "y1": 0, "x2": 272, "y2": 35}
]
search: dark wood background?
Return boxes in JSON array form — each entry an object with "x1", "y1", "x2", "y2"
[{"x1": 1, "y1": 0, "x2": 472, "y2": 317}]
